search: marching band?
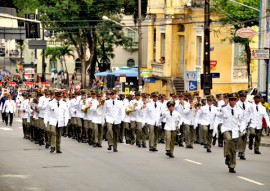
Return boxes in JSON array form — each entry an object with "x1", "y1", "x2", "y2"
[{"x1": 1, "y1": 87, "x2": 269, "y2": 173}]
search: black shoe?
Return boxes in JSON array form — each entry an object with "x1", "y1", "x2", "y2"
[
  {"x1": 93, "y1": 143, "x2": 97, "y2": 147},
  {"x1": 50, "y1": 147, "x2": 55, "y2": 153},
  {"x1": 204, "y1": 144, "x2": 207, "y2": 149},
  {"x1": 160, "y1": 140, "x2": 165, "y2": 144},
  {"x1": 151, "y1": 148, "x2": 158, "y2": 152},
  {"x1": 34, "y1": 141, "x2": 39, "y2": 144},
  {"x1": 166, "y1": 150, "x2": 170, "y2": 156},
  {"x1": 225, "y1": 156, "x2": 231, "y2": 165},
  {"x1": 218, "y1": 143, "x2": 223, "y2": 147},
  {"x1": 137, "y1": 144, "x2": 141, "y2": 148},
  {"x1": 97, "y1": 144, "x2": 102, "y2": 148},
  {"x1": 179, "y1": 143, "x2": 184, "y2": 147},
  {"x1": 56, "y1": 150, "x2": 62, "y2": 153},
  {"x1": 254, "y1": 150, "x2": 261, "y2": 154},
  {"x1": 186, "y1": 145, "x2": 193, "y2": 149},
  {"x1": 107, "y1": 145, "x2": 112, "y2": 150},
  {"x1": 169, "y1": 153, "x2": 175, "y2": 158},
  {"x1": 149, "y1": 148, "x2": 153, "y2": 151},
  {"x1": 39, "y1": 141, "x2": 45, "y2": 146},
  {"x1": 45, "y1": 143, "x2": 50, "y2": 149},
  {"x1": 248, "y1": 143, "x2": 253, "y2": 150},
  {"x1": 229, "y1": 168, "x2": 236, "y2": 173},
  {"x1": 113, "y1": 149, "x2": 118, "y2": 152},
  {"x1": 207, "y1": 149, "x2": 212, "y2": 153},
  {"x1": 142, "y1": 144, "x2": 147, "y2": 148},
  {"x1": 240, "y1": 156, "x2": 246, "y2": 160}
]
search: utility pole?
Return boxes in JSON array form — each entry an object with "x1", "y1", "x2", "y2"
[
  {"x1": 203, "y1": 0, "x2": 212, "y2": 95},
  {"x1": 138, "y1": 0, "x2": 143, "y2": 90},
  {"x1": 41, "y1": 22, "x2": 46, "y2": 82}
]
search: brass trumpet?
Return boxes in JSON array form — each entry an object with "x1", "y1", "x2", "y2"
[
  {"x1": 81, "y1": 99, "x2": 92, "y2": 114},
  {"x1": 125, "y1": 102, "x2": 137, "y2": 115}
]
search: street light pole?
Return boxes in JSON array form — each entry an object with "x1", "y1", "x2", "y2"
[{"x1": 138, "y1": 0, "x2": 143, "y2": 90}]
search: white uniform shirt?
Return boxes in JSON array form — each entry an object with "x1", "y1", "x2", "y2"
[
  {"x1": 37, "y1": 96, "x2": 49, "y2": 118},
  {"x1": 47, "y1": 99, "x2": 69, "y2": 127},
  {"x1": 20, "y1": 99, "x2": 30, "y2": 119},
  {"x1": 159, "y1": 110, "x2": 182, "y2": 131},
  {"x1": 219, "y1": 104, "x2": 245, "y2": 138},
  {"x1": 145, "y1": 101, "x2": 162, "y2": 126},
  {"x1": 250, "y1": 103, "x2": 270, "y2": 129},
  {"x1": 103, "y1": 98, "x2": 123, "y2": 125},
  {"x1": 195, "y1": 104, "x2": 219, "y2": 129}
]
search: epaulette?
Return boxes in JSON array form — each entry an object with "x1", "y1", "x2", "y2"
[
  {"x1": 222, "y1": 104, "x2": 227, "y2": 108},
  {"x1": 248, "y1": 101, "x2": 252, "y2": 103},
  {"x1": 63, "y1": 100, "x2": 66, "y2": 102}
]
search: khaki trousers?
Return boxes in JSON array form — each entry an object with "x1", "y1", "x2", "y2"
[
  {"x1": 136, "y1": 122, "x2": 146, "y2": 145},
  {"x1": 223, "y1": 131, "x2": 238, "y2": 168},
  {"x1": 165, "y1": 130, "x2": 177, "y2": 154},
  {"x1": 50, "y1": 124, "x2": 62, "y2": 150},
  {"x1": 22, "y1": 118, "x2": 29, "y2": 137},
  {"x1": 238, "y1": 133, "x2": 247, "y2": 156},
  {"x1": 130, "y1": 121, "x2": 136, "y2": 143},
  {"x1": 202, "y1": 125, "x2": 213, "y2": 149},
  {"x1": 148, "y1": 124, "x2": 158, "y2": 149},
  {"x1": 183, "y1": 124, "x2": 194, "y2": 146},
  {"x1": 106, "y1": 123, "x2": 120, "y2": 149},
  {"x1": 249, "y1": 128, "x2": 262, "y2": 152},
  {"x1": 93, "y1": 123, "x2": 103, "y2": 145},
  {"x1": 123, "y1": 122, "x2": 131, "y2": 141}
]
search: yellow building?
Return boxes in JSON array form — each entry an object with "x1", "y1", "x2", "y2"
[{"x1": 144, "y1": 0, "x2": 258, "y2": 95}]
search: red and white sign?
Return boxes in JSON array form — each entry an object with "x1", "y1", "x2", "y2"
[
  {"x1": 210, "y1": 60, "x2": 217, "y2": 70},
  {"x1": 9, "y1": 81, "x2": 16, "y2": 87},
  {"x1": 41, "y1": 81, "x2": 50, "y2": 87},
  {"x1": 25, "y1": 82, "x2": 33, "y2": 87},
  {"x1": 236, "y1": 28, "x2": 257, "y2": 39},
  {"x1": 251, "y1": 49, "x2": 269, "y2": 60}
]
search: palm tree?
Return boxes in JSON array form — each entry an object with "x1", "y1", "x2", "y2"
[
  {"x1": 45, "y1": 47, "x2": 61, "y2": 71},
  {"x1": 58, "y1": 45, "x2": 75, "y2": 73}
]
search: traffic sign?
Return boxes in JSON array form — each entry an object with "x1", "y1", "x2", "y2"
[
  {"x1": 185, "y1": 71, "x2": 197, "y2": 81},
  {"x1": 189, "y1": 81, "x2": 198, "y2": 91}
]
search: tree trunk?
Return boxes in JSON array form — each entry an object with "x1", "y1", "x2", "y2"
[
  {"x1": 87, "y1": 29, "x2": 97, "y2": 87},
  {"x1": 81, "y1": 56, "x2": 86, "y2": 88},
  {"x1": 245, "y1": 42, "x2": 252, "y2": 88}
]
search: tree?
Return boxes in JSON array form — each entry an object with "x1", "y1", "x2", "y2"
[
  {"x1": 13, "y1": 0, "x2": 139, "y2": 88},
  {"x1": 211, "y1": 0, "x2": 260, "y2": 88}
]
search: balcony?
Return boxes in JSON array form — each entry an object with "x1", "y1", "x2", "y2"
[{"x1": 151, "y1": 62, "x2": 165, "y2": 77}]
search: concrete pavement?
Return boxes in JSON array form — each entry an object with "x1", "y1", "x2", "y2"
[{"x1": 0, "y1": 117, "x2": 270, "y2": 191}]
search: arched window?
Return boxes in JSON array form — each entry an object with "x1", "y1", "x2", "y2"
[
  {"x1": 127, "y1": 59, "x2": 135, "y2": 67},
  {"x1": 75, "y1": 58, "x2": 81, "y2": 72}
]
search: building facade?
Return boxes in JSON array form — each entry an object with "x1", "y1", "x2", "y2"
[{"x1": 144, "y1": 0, "x2": 258, "y2": 95}]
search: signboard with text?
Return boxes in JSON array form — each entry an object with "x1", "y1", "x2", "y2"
[{"x1": 251, "y1": 49, "x2": 269, "y2": 60}]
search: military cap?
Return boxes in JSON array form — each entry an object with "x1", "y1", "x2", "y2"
[
  {"x1": 97, "y1": 92, "x2": 103, "y2": 97},
  {"x1": 80, "y1": 89, "x2": 87, "y2": 95},
  {"x1": 63, "y1": 94, "x2": 68, "y2": 98},
  {"x1": 160, "y1": 94, "x2": 166, "y2": 98},
  {"x1": 177, "y1": 92, "x2": 183, "y2": 97},
  {"x1": 135, "y1": 91, "x2": 141, "y2": 96},
  {"x1": 141, "y1": 93, "x2": 148, "y2": 98},
  {"x1": 206, "y1": 95, "x2": 214, "y2": 101},
  {"x1": 228, "y1": 93, "x2": 238, "y2": 99},
  {"x1": 238, "y1": 90, "x2": 248, "y2": 97},
  {"x1": 151, "y1": 92, "x2": 158, "y2": 97},
  {"x1": 110, "y1": 90, "x2": 117, "y2": 95},
  {"x1": 216, "y1": 93, "x2": 222, "y2": 99},
  {"x1": 91, "y1": 90, "x2": 97, "y2": 95},
  {"x1": 75, "y1": 91, "x2": 81, "y2": 96},
  {"x1": 193, "y1": 91, "x2": 199, "y2": 96},
  {"x1": 254, "y1": 94, "x2": 261, "y2": 99},
  {"x1": 55, "y1": 90, "x2": 63, "y2": 97},
  {"x1": 167, "y1": 100, "x2": 175, "y2": 107},
  {"x1": 44, "y1": 90, "x2": 50, "y2": 95},
  {"x1": 223, "y1": 93, "x2": 229, "y2": 99}
]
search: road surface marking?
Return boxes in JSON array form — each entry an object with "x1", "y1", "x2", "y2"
[
  {"x1": 237, "y1": 176, "x2": 264, "y2": 186},
  {"x1": 185, "y1": 159, "x2": 202, "y2": 165},
  {"x1": 1, "y1": 174, "x2": 28, "y2": 179},
  {"x1": 0, "y1": 127, "x2": 13, "y2": 131}
]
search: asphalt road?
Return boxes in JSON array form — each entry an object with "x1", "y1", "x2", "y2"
[{"x1": 0, "y1": 117, "x2": 270, "y2": 191}]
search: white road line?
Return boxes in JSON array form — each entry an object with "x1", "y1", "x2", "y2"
[
  {"x1": 1, "y1": 174, "x2": 28, "y2": 179},
  {"x1": 237, "y1": 176, "x2": 264, "y2": 186},
  {"x1": 0, "y1": 127, "x2": 13, "y2": 131},
  {"x1": 185, "y1": 159, "x2": 202, "y2": 165}
]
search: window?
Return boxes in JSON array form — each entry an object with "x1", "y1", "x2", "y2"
[
  {"x1": 196, "y1": 36, "x2": 202, "y2": 67},
  {"x1": 75, "y1": 58, "x2": 81, "y2": 73},
  {"x1": 233, "y1": 43, "x2": 248, "y2": 80},
  {"x1": 127, "y1": 59, "x2": 135, "y2": 67},
  {"x1": 179, "y1": 36, "x2": 185, "y2": 77},
  {"x1": 161, "y1": 33, "x2": 166, "y2": 57},
  {"x1": 127, "y1": 30, "x2": 136, "y2": 42},
  {"x1": 233, "y1": 43, "x2": 246, "y2": 67}
]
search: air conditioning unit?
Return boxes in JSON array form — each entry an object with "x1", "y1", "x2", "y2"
[{"x1": 112, "y1": 67, "x2": 119, "y2": 72}]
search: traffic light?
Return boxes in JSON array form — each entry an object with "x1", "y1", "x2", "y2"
[
  {"x1": 25, "y1": 14, "x2": 40, "y2": 38},
  {"x1": 200, "y1": 74, "x2": 212, "y2": 95}
]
